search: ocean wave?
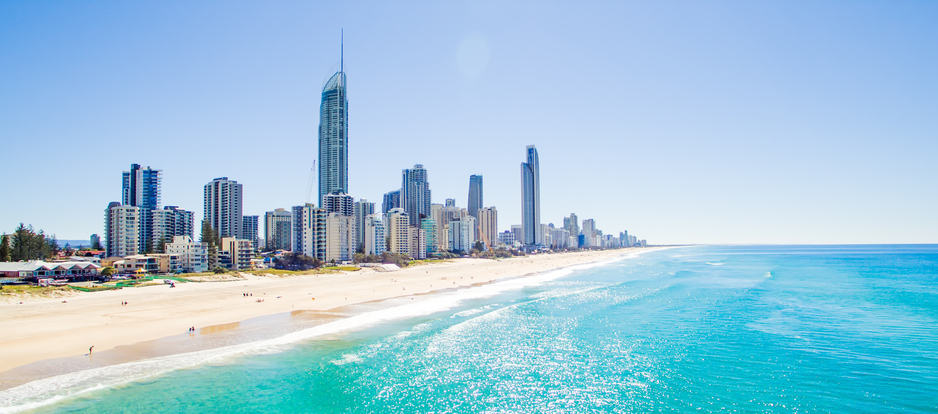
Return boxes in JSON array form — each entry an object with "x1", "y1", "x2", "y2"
[
  {"x1": 0, "y1": 255, "x2": 630, "y2": 413},
  {"x1": 705, "y1": 262, "x2": 724, "y2": 266}
]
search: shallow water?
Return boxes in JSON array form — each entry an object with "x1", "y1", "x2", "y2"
[{"x1": 3, "y1": 245, "x2": 937, "y2": 413}]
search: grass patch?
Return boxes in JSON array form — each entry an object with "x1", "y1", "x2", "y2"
[
  {"x1": 239, "y1": 268, "x2": 336, "y2": 276},
  {"x1": 1, "y1": 285, "x2": 74, "y2": 298},
  {"x1": 322, "y1": 266, "x2": 361, "y2": 272}
]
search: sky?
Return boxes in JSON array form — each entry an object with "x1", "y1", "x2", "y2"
[{"x1": 1, "y1": 0, "x2": 936, "y2": 245}]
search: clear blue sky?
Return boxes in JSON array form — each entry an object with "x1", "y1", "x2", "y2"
[{"x1": 1, "y1": 0, "x2": 936, "y2": 244}]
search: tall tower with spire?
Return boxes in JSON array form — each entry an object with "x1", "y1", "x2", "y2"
[{"x1": 318, "y1": 31, "x2": 349, "y2": 205}]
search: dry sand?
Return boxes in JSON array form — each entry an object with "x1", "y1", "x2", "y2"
[{"x1": 0, "y1": 248, "x2": 669, "y2": 374}]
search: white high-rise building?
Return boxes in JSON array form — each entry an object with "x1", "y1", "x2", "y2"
[
  {"x1": 581, "y1": 219, "x2": 596, "y2": 248},
  {"x1": 364, "y1": 214, "x2": 386, "y2": 256},
  {"x1": 105, "y1": 202, "x2": 139, "y2": 257},
  {"x1": 204, "y1": 177, "x2": 243, "y2": 239},
  {"x1": 387, "y1": 208, "x2": 411, "y2": 256},
  {"x1": 292, "y1": 204, "x2": 326, "y2": 261},
  {"x1": 151, "y1": 206, "x2": 194, "y2": 252},
  {"x1": 325, "y1": 213, "x2": 354, "y2": 263},
  {"x1": 448, "y1": 216, "x2": 477, "y2": 253},
  {"x1": 165, "y1": 236, "x2": 208, "y2": 273}
]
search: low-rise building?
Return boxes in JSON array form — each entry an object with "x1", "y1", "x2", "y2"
[
  {"x1": 220, "y1": 237, "x2": 253, "y2": 270},
  {"x1": 165, "y1": 236, "x2": 208, "y2": 273}
]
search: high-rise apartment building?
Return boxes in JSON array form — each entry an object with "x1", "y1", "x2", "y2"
[
  {"x1": 581, "y1": 219, "x2": 596, "y2": 247},
  {"x1": 448, "y1": 216, "x2": 477, "y2": 253},
  {"x1": 387, "y1": 208, "x2": 411, "y2": 256},
  {"x1": 151, "y1": 206, "x2": 195, "y2": 252},
  {"x1": 467, "y1": 175, "x2": 483, "y2": 219},
  {"x1": 264, "y1": 209, "x2": 293, "y2": 251},
  {"x1": 402, "y1": 164, "x2": 431, "y2": 227},
  {"x1": 364, "y1": 214, "x2": 386, "y2": 256},
  {"x1": 382, "y1": 190, "x2": 401, "y2": 214},
  {"x1": 564, "y1": 213, "x2": 579, "y2": 244},
  {"x1": 325, "y1": 213, "x2": 354, "y2": 263},
  {"x1": 477, "y1": 206, "x2": 497, "y2": 249},
  {"x1": 122, "y1": 164, "x2": 161, "y2": 252},
  {"x1": 521, "y1": 145, "x2": 541, "y2": 247},
  {"x1": 105, "y1": 202, "x2": 139, "y2": 257},
  {"x1": 322, "y1": 192, "x2": 354, "y2": 216},
  {"x1": 204, "y1": 177, "x2": 243, "y2": 239},
  {"x1": 445, "y1": 198, "x2": 456, "y2": 207},
  {"x1": 292, "y1": 204, "x2": 326, "y2": 261},
  {"x1": 319, "y1": 38, "x2": 348, "y2": 204},
  {"x1": 354, "y1": 199, "x2": 375, "y2": 253},
  {"x1": 242, "y1": 215, "x2": 259, "y2": 253},
  {"x1": 421, "y1": 218, "x2": 437, "y2": 256}
]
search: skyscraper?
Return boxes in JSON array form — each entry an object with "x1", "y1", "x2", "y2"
[
  {"x1": 402, "y1": 164, "x2": 431, "y2": 227},
  {"x1": 318, "y1": 35, "x2": 349, "y2": 204},
  {"x1": 122, "y1": 164, "x2": 161, "y2": 252},
  {"x1": 151, "y1": 206, "x2": 195, "y2": 251},
  {"x1": 354, "y1": 199, "x2": 375, "y2": 253},
  {"x1": 564, "y1": 213, "x2": 579, "y2": 245},
  {"x1": 521, "y1": 145, "x2": 541, "y2": 247},
  {"x1": 322, "y1": 192, "x2": 354, "y2": 216},
  {"x1": 204, "y1": 177, "x2": 243, "y2": 239},
  {"x1": 382, "y1": 190, "x2": 401, "y2": 214},
  {"x1": 242, "y1": 215, "x2": 259, "y2": 253},
  {"x1": 264, "y1": 209, "x2": 293, "y2": 251},
  {"x1": 467, "y1": 174, "x2": 483, "y2": 219},
  {"x1": 105, "y1": 202, "x2": 139, "y2": 257},
  {"x1": 293, "y1": 203, "x2": 326, "y2": 261}
]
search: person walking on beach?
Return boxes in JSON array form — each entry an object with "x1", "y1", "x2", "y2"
[{"x1": 89, "y1": 346, "x2": 94, "y2": 355}]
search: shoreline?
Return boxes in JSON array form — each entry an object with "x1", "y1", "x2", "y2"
[{"x1": 0, "y1": 247, "x2": 674, "y2": 387}]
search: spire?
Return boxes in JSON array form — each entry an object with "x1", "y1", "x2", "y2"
[{"x1": 340, "y1": 29, "x2": 344, "y2": 73}]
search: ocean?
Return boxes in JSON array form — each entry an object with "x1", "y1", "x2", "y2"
[{"x1": 2, "y1": 245, "x2": 936, "y2": 413}]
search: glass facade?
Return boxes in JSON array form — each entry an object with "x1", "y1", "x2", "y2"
[{"x1": 318, "y1": 70, "x2": 348, "y2": 205}]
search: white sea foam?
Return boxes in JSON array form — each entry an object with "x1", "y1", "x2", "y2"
[
  {"x1": 0, "y1": 254, "x2": 636, "y2": 413},
  {"x1": 705, "y1": 262, "x2": 724, "y2": 266}
]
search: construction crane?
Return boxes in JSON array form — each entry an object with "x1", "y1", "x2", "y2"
[{"x1": 304, "y1": 160, "x2": 316, "y2": 205}]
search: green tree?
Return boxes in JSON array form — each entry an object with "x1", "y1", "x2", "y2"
[
  {"x1": 0, "y1": 234, "x2": 11, "y2": 262},
  {"x1": 100, "y1": 266, "x2": 116, "y2": 277},
  {"x1": 473, "y1": 241, "x2": 485, "y2": 252},
  {"x1": 201, "y1": 220, "x2": 218, "y2": 270},
  {"x1": 11, "y1": 223, "x2": 56, "y2": 261}
]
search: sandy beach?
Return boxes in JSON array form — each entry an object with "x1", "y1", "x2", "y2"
[{"x1": 0, "y1": 248, "x2": 669, "y2": 376}]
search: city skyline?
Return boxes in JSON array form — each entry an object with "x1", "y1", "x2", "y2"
[{"x1": 1, "y1": 1, "x2": 936, "y2": 244}]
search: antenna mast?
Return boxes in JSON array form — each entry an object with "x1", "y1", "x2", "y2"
[{"x1": 340, "y1": 29, "x2": 344, "y2": 73}]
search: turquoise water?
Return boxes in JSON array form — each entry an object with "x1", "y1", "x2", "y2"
[{"x1": 3, "y1": 245, "x2": 937, "y2": 413}]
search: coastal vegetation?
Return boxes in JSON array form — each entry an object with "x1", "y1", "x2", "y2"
[{"x1": 0, "y1": 223, "x2": 60, "y2": 262}]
